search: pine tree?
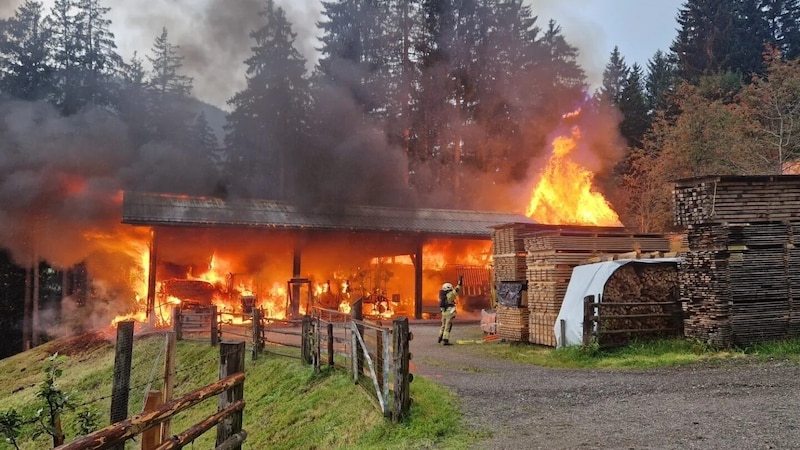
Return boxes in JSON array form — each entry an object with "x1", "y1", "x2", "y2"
[
  {"x1": 118, "y1": 51, "x2": 150, "y2": 146},
  {"x1": 598, "y1": 46, "x2": 628, "y2": 105},
  {"x1": 74, "y1": 0, "x2": 122, "y2": 108},
  {"x1": 225, "y1": 0, "x2": 310, "y2": 199},
  {"x1": 645, "y1": 50, "x2": 677, "y2": 115},
  {"x1": 146, "y1": 27, "x2": 193, "y2": 144},
  {"x1": 0, "y1": 0, "x2": 53, "y2": 100},
  {"x1": 47, "y1": 0, "x2": 82, "y2": 113},
  {"x1": 147, "y1": 27, "x2": 192, "y2": 98},
  {"x1": 190, "y1": 111, "x2": 221, "y2": 169},
  {"x1": 761, "y1": 0, "x2": 800, "y2": 60},
  {"x1": 670, "y1": 0, "x2": 766, "y2": 82},
  {"x1": 618, "y1": 63, "x2": 650, "y2": 148}
]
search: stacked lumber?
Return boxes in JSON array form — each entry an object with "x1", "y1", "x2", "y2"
[
  {"x1": 492, "y1": 253, "x2": 528, "y2": 283},
  {"x1": 673, "y1": 175, "x2": 800, "y2": 226},
  {"x1": 496, "y1": 304, "x2": 530, "y2": 342},
  {"x1": 529, "y1": 312, "x2": 558, "y2": 347},
  {"x1": 677, "y1": 219, "x2": 800, "y2": 347},
  {"x1": 491, "y1": 223, "x2": 539, "y2": 255},
  {"x1": 524, "y1": 228, "x2": 671, "y2": 346}
]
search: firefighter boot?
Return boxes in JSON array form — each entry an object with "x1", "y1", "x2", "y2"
[
  {"x1": 437, "y1": 335, "x2": 443, "y2": 344},
  {"x1": 443, "y1": 339, "x2": 452, "y2": 346}
]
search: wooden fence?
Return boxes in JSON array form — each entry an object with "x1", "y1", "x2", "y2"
[
  {"x1": 582, "y1": 294, "x2": 684, "y2": 348},
  {"x1": 56, "y1": 326, "x2": 247, "y2": 450},
  {"x1": 171, "y1": 302, "x2": 413, "y2": 422}
]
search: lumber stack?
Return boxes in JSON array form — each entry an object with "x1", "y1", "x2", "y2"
[
  {"x1": 673, "y1": 175, "x2": 800, "y2": 226},
  {"x1": 496, "y1": 304, "x2": 530, "y2": 342},
  {"x1": 524, "y1": 227, "x2": 671, "y2": 346},
  {"x1": 674, "y1": 175, "x2": 800, "y2": 347}
]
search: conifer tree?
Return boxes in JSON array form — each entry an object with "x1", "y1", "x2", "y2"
[
  {"x1": 0, "y1": 1, "x2": 53, "y2": 101},
  {"x1": 225, "y1": 0, "x2": 310, "y2": 199}
]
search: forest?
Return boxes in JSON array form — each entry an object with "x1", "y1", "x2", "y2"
[{"x1": 2, "y1": 0, "x2": 800, "y2": 356}]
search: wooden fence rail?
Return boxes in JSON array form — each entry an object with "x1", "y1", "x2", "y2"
[{"x1": 55, "y1": 341, "x2": 246, "y2": 450}]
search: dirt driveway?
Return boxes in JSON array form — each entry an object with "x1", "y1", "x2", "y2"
[{"x1": 410, "y1": 321, "x2": 800, "y2": 450}]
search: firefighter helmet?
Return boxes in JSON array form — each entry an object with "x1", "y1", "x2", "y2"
[{"x1": 442, "y1": 282, "x2": 454, "y2": 291}]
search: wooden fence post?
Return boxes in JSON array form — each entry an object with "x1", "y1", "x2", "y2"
[
  {"x1": 392, "y1": 317, "x2": 412, "y2": 423},
  {"x1": 351, "y1": 299, "x2": 364, "y2": 378},
  {"x1": 301, "y1": 315, "x2": 312, "y2": 365},
  {"x1": 376, "y1": 328, "x2": 384, "y2": 388},
  {"x1": 216, "y1": 341, "x2": 245, "y2": 450},
  {"x1": 211, "y1": 306, "x2": 219, "y2": 346},
  {"x1": 141, "y1": 390, "x2": 163, "y2": 450},
  {"x1": 251, "y1": 308, "x2": 261, "y2": 360},
  {"x1": 313, "y1": 317, "x2": 320, "y2": 373},
  {"x1": 327, "y1": 322, "x2": 334, "y2": 367},
  {"x1": 160, "y1": 331, "x2": 176, "y2": 443},
  {"x1": 110, "y1": 320, "x2": 134, "y2": 450},
  {"x1": 173, "y1": 307, "x2": 182, "y2": 341},
  {"x1": 582, "y1": 295, "x2": 595, "y2": 346}
]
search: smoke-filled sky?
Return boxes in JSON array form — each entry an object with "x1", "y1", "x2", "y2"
[{"x1": 1, "y1": 0, "x2": 684, "y2": 109}]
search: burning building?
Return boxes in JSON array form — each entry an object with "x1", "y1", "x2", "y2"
[{"x1": 121, "y1": 191, "x2": 534, "y2": 323}]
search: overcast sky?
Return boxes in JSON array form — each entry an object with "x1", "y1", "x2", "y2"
[{"x1": 0, "y1": 0, "x2": 686, "y2": 109}]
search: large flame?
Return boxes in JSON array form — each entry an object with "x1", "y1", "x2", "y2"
[{"x1": 526, "y1": 126, "x2": 622, "y2": 226}]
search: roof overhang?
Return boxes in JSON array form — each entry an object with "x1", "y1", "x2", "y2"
[{"x1": 121, "y1": 191, "x2": 536, "y2": 239}]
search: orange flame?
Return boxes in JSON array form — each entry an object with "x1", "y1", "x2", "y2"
[{"x1": 526, "y1": 126, "x2": 622, "y2": 226}]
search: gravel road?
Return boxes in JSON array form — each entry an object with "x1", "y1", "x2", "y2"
[{"x1": 410, "y1": 321, "x2": 800, "y2": 450}]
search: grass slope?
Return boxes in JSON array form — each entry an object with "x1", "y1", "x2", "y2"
[{"x1": 0, "y1": 332, "x2": 476, "y2": 450}]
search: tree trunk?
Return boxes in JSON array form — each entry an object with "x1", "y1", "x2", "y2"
[
  {"x1": 33, "y1": 260, "x2": 40, "y2": 346},
  {"x1": 23, "y1": 266, "x2": 32, "y2": 351}
]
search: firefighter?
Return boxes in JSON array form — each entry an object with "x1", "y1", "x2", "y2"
[{"x1": 437, "y1": 276, "x2": 463, "y2": 346}]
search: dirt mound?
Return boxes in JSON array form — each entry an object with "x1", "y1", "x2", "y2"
[{"x1": 47, "y1": 330, "x2": 113, "y2": 356}]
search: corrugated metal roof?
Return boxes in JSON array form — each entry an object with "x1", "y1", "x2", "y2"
[{"x1": 122, "y1": 191, "x2": 536, "y2": 238}]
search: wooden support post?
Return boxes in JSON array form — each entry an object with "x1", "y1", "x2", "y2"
[
  {"x1": 160, "y1": 332, "x2": 176, "y2": 443},
  {"x1": 414, "y1": 241, "x2": 423, "y2": 320},
  {"x1": 392, "y1": 317, "x2": 412, "y2": 423},
  {"x1": 211, "y1": 306, "x2": 219, "y2": 346},
  {"x1": 141, "y1": 390, "x2": 163, "y2": 450},
  {"x1": 216, "y1": 341, "x2": 245, "y2": 450},
  {"x1": 110, "y1": 320, "x2": 135, "y2": 450},
  {"x1": 327, "y1": 323, "x2": 334, "y2": 367},
  {"x1": 582, "y1": 295, "x2": 595, "y2": 346},
  {"x1": 560, "y1": 319, "x2": 567, "y2": 348},
  {"x1": 146, "y1": 229, "x2": 158, "y2": 326},
  {"x1": 300, "y1": 315, "x2": 312, "y2": 365},
  {"x1": 251, "y1": 309, "x2": 261, "y2": 360},
  {"x1": 173, "y1": 307, "x2": 182, "y2": 341}
]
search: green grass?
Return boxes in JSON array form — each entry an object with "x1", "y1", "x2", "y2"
[
  {"x1": 467, "y1": 335, "x2": 800, "y2": 370},
  {"x1": 0, "y1": 334, "x2": 476, "y2": 450}
]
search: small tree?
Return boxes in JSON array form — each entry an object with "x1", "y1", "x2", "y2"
[
  {"x1": 0, "y1": 409, "x2": 23, "y2": 450},
  {"x1": 34, "y1": 353, "x2": 73, "y2": 447}
]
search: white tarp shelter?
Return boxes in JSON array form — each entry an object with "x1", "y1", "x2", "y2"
[{"x1": 554, "y1": 258, "x2": 681, "y2": 348}]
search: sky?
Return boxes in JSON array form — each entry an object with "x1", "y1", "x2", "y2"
[{"x1": 0, "y1": 0, "x2": 687, "y2": 109}]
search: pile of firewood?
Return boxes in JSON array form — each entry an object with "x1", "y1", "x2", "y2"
[
  {"x1": 674, "y1": 175, "x2": 800, "y2": 347},
  {"x1": 596, "y1": 262, "x2": 681, "y2": 347}
]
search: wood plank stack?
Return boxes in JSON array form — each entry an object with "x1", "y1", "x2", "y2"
[
  {"x1": 491, "y1": 223, "x2": 673, "y2": 346},
  {"x1": 523, "y1": 227, "x2": 671, "y2": 346},
  {"x1": 674, "y1": 175, "x2": 800, "y2": 347},
  {"x1": 673, "y1": 175, "x2": 800, "y2": 226},
  {"x1": 496, "y1": 304, "x2": 530, "y2": 342}
]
